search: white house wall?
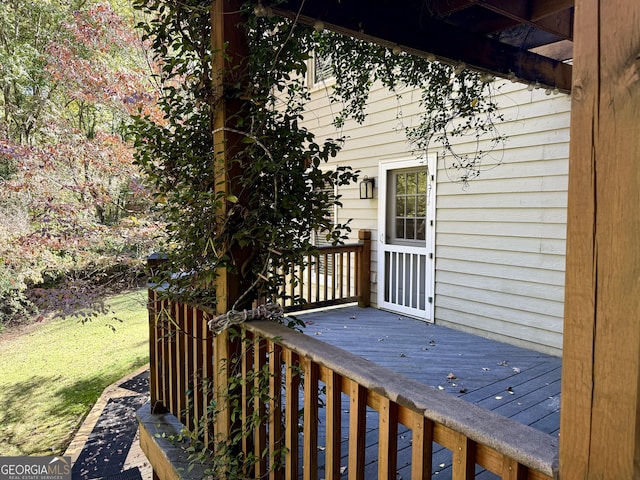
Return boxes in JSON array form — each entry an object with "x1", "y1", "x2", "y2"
[{"x1": 302, "y1": 78, "x2": 570, "y2": 356}]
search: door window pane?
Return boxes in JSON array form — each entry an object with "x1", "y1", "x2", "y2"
[
  {"x1": 396, "y1": 219, "x2": 405, "y2": 239},
  {"x1": 417, "y1": 172, "x2": 427, "y2": 193},
  {"x1": 393, "y1": 169, "x2": 428, "y2": 242},
  {"x1": 396, "y1": 174, "x2": 406, "y2": 195}
]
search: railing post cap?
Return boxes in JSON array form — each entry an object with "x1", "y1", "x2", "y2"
[{"x1": 358, "y1": 229, "x2": 371, "y2": 240}]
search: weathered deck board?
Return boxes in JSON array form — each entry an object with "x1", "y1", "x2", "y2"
[{"x1": 292, "y1": 305, "x2": 562, "y2": 479}]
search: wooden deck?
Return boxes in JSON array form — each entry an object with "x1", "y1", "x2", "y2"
[{"x1": 294, "y1": 305, "x2": 562, "y2": 479}]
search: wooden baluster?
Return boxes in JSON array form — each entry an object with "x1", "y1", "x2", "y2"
[
  {"x1": 303, "y1": 358, "x2": 319, "y2": 480},
  {"x1": 148, "y1": 289, "x2": 160, "y2": 410},
  {"x1": 298, "y1": 261, "x2": 304, "y2": 304},
  {"x1": 323, "y1": 252, "x2": 329, "y2": 302},
  {"x1": 378, "y1": 397, "x2": 398, "y2": 480},
  {"x1": 306, "y1": 253, "x2": 313, "y2": 304},
  {"x1": 188, "y1": 305, "x2": 199, "y2": 433},
  {"x1": 254, "y1": 336, "x2": 268, "y2": 477},
  {"x1": 331, "y1": 252, "x2": 336, "y2": 300},
  {"x1": 501, "y1": 457, "x2": 527, "y2": 480},
  {"x1": 168, "y1": 300, "x2": 177, "y2": 416},
  {"x1": 289, "y1": 261, "x2": 295, "y2": 307},
  {"x1": 346, "y1": 251, "x2": 352, "y2": 298},
  {"x1": 338, "y1": 252, "x2": 344, "y2": 299},
  {"x1": 241, "y1": 330, "x2": 254, "y2": 466},
  {"x1": 183, "y1": 304, "x2": 194, "y2": 430},
  {"x1": 411, "y1": 413, "x2": 433, "y2": 480},
  {"x1": 348, "y1": 383, "x2": 366, "y2": 480},
  {"x1": 175, "y1": 302, "x2": 185, "y2": 424},
  {"x1": 284, "y1": 349, "x2": 300, "y2": 479},
  {"x1": 314, "y1": 254, "x2": 320, "y2": 304},
  {"x1": 451, "y1": 431, "x2": 475, "y2": 480},
  {"x1": 325, "y1": 371, "x2": 342, "y2": 480},
  {"x1": 269, "y1": 341, "x2": 283, "y2": 480},
  {"x1": 200, "y1": 308, "x2": 214, "y2": 448}
]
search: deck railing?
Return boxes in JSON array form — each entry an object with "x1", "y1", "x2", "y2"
[
  {"x1": 145, "y1": 297, "x2": 557, "y2": 479},
  {"x1": 146, "y1": 230, "x2": 371, "y2": 434},
  {"x1": 274, "y1": 229, "x2": 371, "y2": 311}
]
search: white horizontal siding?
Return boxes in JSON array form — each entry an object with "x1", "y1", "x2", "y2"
[
  {"x1": 434, "y1": 82, "x2": 569, "y2": 356},
  {"x1": 300, "y1": 75, "x2": 570, "y2": 355}
]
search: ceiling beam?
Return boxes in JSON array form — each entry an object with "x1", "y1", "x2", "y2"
[
  {"x1": 477, "y1": 0, "x2": 573, "y2": 40},
  {"x1": 271, "y1": 0, "x2": 572, "y2": 92},
  {"x1": 530, "y1": 0, "x2": 574, "y2": 21}
]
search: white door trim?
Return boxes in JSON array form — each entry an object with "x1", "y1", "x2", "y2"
[{"x1": 377, "y1": 156, "x2": 436, "y2": 321}]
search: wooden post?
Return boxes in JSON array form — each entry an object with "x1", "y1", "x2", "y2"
[
  {"x1": 210, "y1": 0, "x2": 250, "y2": 450},
  {"x1": 559, "y1": 0, "x2": 640, "y2": 477},
  {"x1": 358, "y1": 229, "x2": 371, "y2": 307}
]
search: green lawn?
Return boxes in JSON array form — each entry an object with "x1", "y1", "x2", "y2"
[{"x1": 0, "y1": 290, "x2": 149, "y2": 456}]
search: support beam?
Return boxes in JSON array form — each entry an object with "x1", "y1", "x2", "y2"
[
  {"x1": 211, "y1": 0, "x2": 252, "y2": 314},
  {"x1": 272, "y1": 0, "x2": 572, "y2": 92},
  {"x1": 560, "y1": 0, "x2": 640, "y2": 477},
  {"x1": 210, "y1": 0, "x2": 251, "y2": 453}
]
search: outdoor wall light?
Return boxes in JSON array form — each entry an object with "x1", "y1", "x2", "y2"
[{"x1": 359, "y1": 176, "x2": 375, "y2": 199}]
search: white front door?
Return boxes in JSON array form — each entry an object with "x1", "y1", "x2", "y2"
[{"x1": 377, "y1": 157, "x2": 436, "y2": 321}]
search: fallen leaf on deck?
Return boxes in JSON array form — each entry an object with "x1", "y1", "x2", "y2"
[
  {"x1": 507, "y1": 386, "x2": 514, "y2": 394},
  {"x1": 438, "y1": 385, "x2": 445, "y2": 390},
  {"x1": 512, "y1": 367, "x2": 521, "y2": 373},
  {"x1": 400, "y1": 353, "x2": 407, "y2": 357},
  {"x1": 340, "y1": 466, "x2": 347, "y2": 474},
  {"x1": 447, "y1": 372, "x2": 457, "y2": 380},
  {"x1": 429, "y1": 340, "x2": 436, "y2": 346},
  {"x1": 314, "y1": 332, "x2": 322, "y2": 335},
  {"x1": 498, "y1": 360, "x2": 509, "y2": 366},
  {"x1": 459, "y1": 387, "x2": 468, "y2": 393},
  {"x1": 495, "y1": 395, "x2": 503, "y2": 400},
  {"x1": 482, "y1": 367, "x2": 490, "y2": 371},
  {"x1": 318, "y1": 446, "x2": 326, "y2": 451}
]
